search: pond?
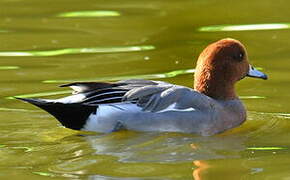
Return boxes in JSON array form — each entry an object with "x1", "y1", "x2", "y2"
[{"x1": 1, "y1": 0, "x2": 290, "y2": 179}]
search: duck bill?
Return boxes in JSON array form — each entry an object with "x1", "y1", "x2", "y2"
[{"x1": 247, "y1": 65, "x2": 268, "y2": 80}]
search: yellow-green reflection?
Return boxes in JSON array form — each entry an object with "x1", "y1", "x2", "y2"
[
  {"x1": 273, "y1": 113, "x2": 290, "y2": 119},
  {"x1": 0, "y1": 66, "x2": 20, "y2": 70},
  {"x1": 0, "y1": 107, "x2": 40, "y2": 112},
  {"x1": 0, "y1": 45, "x2": 155, "y2": 57},
  {"x1": 247, "y1": 147, "x2": 287, "y2": 150},
  {"x1": 43, "y1": 68, "x2": 195, "y2": 84},
  {"x1": 57, "y1": 10, "x2": 121, "y2": 17},
  {"x1": 253, "y1": 112, "x2": 290, "y2": 119},
  {"x1": 32, "y1": 172, "x2": 55, "y2": 177},
  {"x1": 7, "y1": 90, "x2": 71, "y2": 99},
  {"x1": 12, "y1": 146, "x2": 33, "y2": 152},
  {"x1": 265, "y1": 113, "x2": 290, "y2": 119},
  {"x1": 240, "y1": 96, "x2": 266, "y2": 99},
  {"x1": 198, "y1": 23, "x2": 290, "y2": 32}
]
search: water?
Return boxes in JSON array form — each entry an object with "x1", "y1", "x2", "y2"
[{"x1": 1, "y1": 0, "x2": 290, "y2": 179}]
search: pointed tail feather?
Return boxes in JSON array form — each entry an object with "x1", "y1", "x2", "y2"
[
  {"x1": 17, "y1": 97, "x2": 97, "y2": 130},
  {"x1": 16, "y1": 97, "x2": 52, "y2": 106}
]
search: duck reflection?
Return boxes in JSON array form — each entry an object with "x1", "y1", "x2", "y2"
[{"x1": 80, "y1": 131, "x2": 246, "y2": 179}]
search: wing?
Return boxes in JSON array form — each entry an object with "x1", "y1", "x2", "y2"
[
  {"x1": 123, "y1": 85, "x2": 198, "y2": 112},
  {"x1": 60, "y1": 79, "x2": 212, "y2": 112},
  {"x1": 60, "y1": 79, "x2": 171, "y2": 105},
  {"x1": 122, "y1": 82, "x2": 214, "y2": 112}
]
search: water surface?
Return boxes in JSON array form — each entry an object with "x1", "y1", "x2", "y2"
[{"x1": 1, "y1": 0, "x2": 290, "y2": 179}]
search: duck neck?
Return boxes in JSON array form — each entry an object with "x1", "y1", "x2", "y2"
[{"x1": 194, "y1": 70, "x2": 237, "y2": 100}]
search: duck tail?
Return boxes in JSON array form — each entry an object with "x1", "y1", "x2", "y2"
[{"x1": 16, "y1": 97, "x2": 97, "y2": 130}]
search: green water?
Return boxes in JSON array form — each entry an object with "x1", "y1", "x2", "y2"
[{"x1": 1, "y1": 0, "x2": 290, "y2": 179}]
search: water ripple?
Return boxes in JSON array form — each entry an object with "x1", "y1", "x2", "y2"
[
  {"x1": 198, "y1": 23, "x2": 290, "y2": 32},
  {"x1": 240, "y1": 96, "x2": 266, "y2": 99},
  {"x1": 32, "y1": 172, "x2": 55, "y2": 177},
  {"x1": 247, "y1": 147, "x2": 287, "y2": 150},
  {"x1": 0, "y1": 107, "x2": 41, "y2": 112},
  {"x1": 0, "y1": 45, "x2": 155, "y2": 57},
  {"x1": 56, "y1": 10, "x2": 121, "y2": 18},
  {"x1": 0, "y1": 66, "x2": 20, "y2": 70},
  {"x1": 254, "y1": 111, "x2": 290, "y2": 119}
]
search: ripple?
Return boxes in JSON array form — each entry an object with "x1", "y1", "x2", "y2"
[
  {"x1": 0, "y1": 45, "x2": 155, "y2": 57},
  {"x1": 0, "y1": 66, "x2": 20, "y2": 70},
  {"x1": 11, "y1": 146, "x2": 33, "y2": 152},
  {"x1": 240, "y1": 96, "x2": 266, "y2": 99},
  {"x1": 0, "y1": 107, "x2": 41, "y2": 112},
  {"x1": 198, "y1": 23, "x2": 290, "y2": 32},
  {"x1": 254, "y1": 112, "x2": 290, "y2": 119},
  {"x1": 32, "y1": 172, "x2": 55, "y2": 177},
  {"x1": 56, "y1": 10, "x2": 121, "y2": 17},
  {"x1": 247, "y1": 147, "x2": 287, "y2": 150}
]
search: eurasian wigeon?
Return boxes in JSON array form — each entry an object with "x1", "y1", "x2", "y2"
[{"x1": 18, "y1": 38, "x2": 267, "y2": 136}]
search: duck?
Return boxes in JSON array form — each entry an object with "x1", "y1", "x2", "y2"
[{"x1": 18, "y1": 38, "x2": 267, "y2": 136}]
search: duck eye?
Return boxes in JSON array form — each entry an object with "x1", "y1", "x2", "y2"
[
  {"x1": 239, "y1": 53, "x2": 243, "y2": 59},
  {"x1": 233, "y1": 52, "x2": 244, "y2": 61}
]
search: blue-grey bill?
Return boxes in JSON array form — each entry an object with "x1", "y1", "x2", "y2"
[{"x1": 247, "y1": 65, "x2": 268, "y2": 80}]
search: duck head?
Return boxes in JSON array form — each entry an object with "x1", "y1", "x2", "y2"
[{"x1": 194, "y1": 38, "x2": 267, "y2": 100}]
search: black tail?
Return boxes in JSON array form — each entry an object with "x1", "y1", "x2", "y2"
[{"x1": 17, "y1": 97, "x2": 97, "y2": 130}]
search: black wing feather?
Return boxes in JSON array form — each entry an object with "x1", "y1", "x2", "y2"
[{"x1": 60, "y1": 79, "x2": 160, "y2": 105}]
